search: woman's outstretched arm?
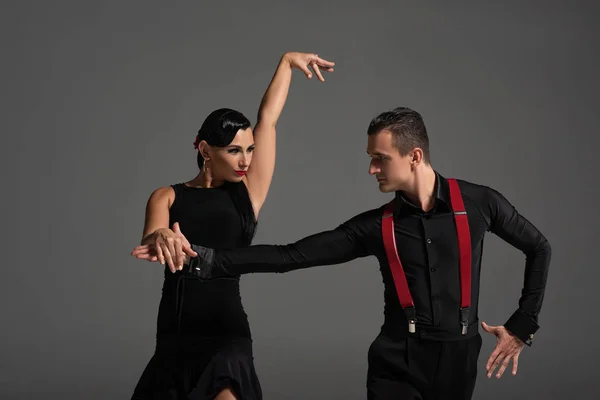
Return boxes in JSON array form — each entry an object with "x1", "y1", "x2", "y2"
[{"x1": 244, "y1": 52, "x2": 334, "y2": 217}]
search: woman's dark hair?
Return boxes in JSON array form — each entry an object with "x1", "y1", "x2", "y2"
[{"x1": 195, "y1": 108, "x2": 257, "y2": 247}]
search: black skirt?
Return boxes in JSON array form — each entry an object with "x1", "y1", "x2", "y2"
[{"x1": 131, "y1": 337, "x2": 262, "y2": 400}]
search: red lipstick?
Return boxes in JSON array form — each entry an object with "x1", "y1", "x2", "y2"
[{"x1": 235, "y1": 170, "x2": 247, "y2": 176}]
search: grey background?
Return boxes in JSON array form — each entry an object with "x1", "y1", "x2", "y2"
[{"x1": 3, "y1": 0, "x2": 598, "y2": 398}]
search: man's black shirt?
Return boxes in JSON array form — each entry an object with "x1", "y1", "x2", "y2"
[{"x1": 192, "y1": 172, "x2": 551, "y2": 345}]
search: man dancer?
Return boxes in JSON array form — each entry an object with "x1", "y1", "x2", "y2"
[{"x1": 133, "y1": 107, "x2": 551, "y2": 400}]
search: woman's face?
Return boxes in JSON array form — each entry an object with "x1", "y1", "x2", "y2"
[{"x1": 201, "y1": 128, "x2": 255, "y2": 182}]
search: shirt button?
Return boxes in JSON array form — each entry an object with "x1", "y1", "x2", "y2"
[
  {"x1": 430, "y1": 268, "x2": 436, "y2": 272},
  {"x1": 426, "y1": 238, "x2": 432, "y2": 244},
  {"x1": 433, "y1": 295, "x2": 440, "y2": 300}
]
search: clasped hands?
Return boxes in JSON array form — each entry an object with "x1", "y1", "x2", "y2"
[{"x1": 131, "y1": 222, "x2": 197, "y2": 273}]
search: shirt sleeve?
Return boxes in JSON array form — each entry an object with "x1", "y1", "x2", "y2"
[
  {"x1": 484, "y1": 187, "x2": 552, "y2": 346},
  {"x1": 203, "y1": 209, "x2": 377, "y2": 276}
]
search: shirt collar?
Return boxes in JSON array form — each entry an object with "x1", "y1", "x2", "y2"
[{"x1": 394, "y1": 171, "x2": 451, "y2": 214}]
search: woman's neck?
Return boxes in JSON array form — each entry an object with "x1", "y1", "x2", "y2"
[{"x1": 188, "y1": 171, "x2": 226, "y2": 188}]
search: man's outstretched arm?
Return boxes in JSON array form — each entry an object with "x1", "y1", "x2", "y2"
[
  {"x1": 132, "y1": 210, "x2": 377, "y2": 277},
  {"x1": 190, "y1": 223, "x2": 371, "y2": 278}
]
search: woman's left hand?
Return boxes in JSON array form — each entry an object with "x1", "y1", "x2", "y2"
[{"x1": 284, "y1": 52, "x2": 335, "y2": 82}]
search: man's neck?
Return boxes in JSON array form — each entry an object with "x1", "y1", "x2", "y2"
[{"x1": 402, "y1": 165, "x2": 437, "y2": 212}]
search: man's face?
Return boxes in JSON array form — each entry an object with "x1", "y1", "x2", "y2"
[{"x1": 367, "y1": 130, "x2": 414, "y2": 193}]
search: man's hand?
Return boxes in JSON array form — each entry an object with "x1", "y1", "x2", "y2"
[
  {"x1": 482, "y1": 321, "x2": 525, "y2": 379},
  {"x1": 131, "y1": 222, "x2": 197, "y2": 272}
]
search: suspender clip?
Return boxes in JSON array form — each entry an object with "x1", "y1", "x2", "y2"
[
  {"x1": 404, "y1": 307, "x2": 417, "y2": 333},
  {"x1": 460, "y1": 307, "x2": 470, "y2": 335}
]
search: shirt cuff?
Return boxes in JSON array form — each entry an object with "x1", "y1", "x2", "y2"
[
  {"x1": 187, "y1": 245, "x2": 215, "y2": 276},
  {"x1": 504, "y1": 309, "x2": 540, "y2": 346}
]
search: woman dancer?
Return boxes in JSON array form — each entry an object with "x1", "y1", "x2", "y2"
[{"x1": 131, "y1": 52, "x2": 334, "y2": 400}]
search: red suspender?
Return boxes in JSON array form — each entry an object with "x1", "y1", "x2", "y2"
[
  {"x1": 447, "y1": 178, "x2": 473, "y2": 334},
  {"x1": 381, "y1": 178, "x2": 472, "y2": 334},
  {"x1": 382, "y1": 201, "x2": 417, "y2": 332}
]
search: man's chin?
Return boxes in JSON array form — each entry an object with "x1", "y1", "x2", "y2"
[{"x1": 378, "y1": 182, "x2": 396, "y2": 193}]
